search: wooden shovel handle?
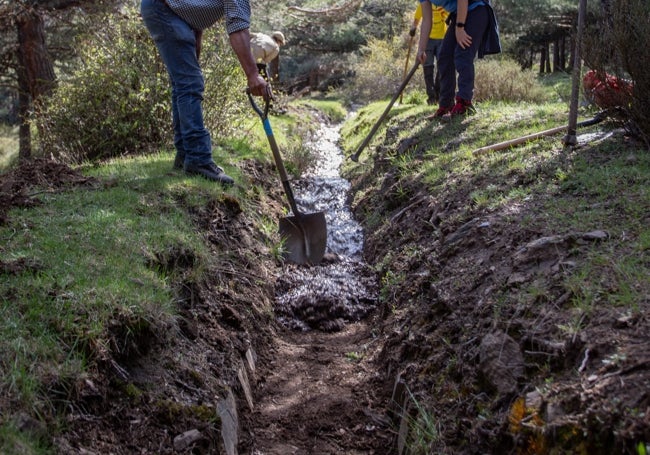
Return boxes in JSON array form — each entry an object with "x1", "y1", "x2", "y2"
[{"x1": 472, "y1": 115, "x2": 605, "y2": 156}]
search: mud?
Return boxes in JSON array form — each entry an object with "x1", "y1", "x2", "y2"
[{"x1": 0, "y1": 157, "x2": 95, "y2": 225}]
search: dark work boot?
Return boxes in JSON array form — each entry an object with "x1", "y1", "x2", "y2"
[{"x1": 184, "y1": 162, "x2": 234, "y2": 185}]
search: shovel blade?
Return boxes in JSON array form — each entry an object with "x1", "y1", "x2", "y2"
[{"x1": 279, "y1": 212, "x2": 327, "y2": 265}]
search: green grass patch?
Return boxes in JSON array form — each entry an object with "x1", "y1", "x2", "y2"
[
  {"x1": 295, "y1": 97, "x2": 348, "y2": 123},
  {"x1": 0, "y1": 152, "x2": 234, "y2": 428},
  {"x1": 0, "y1": 98, "x2": 326, "y2": 441},
  {"x1": 340, "y1": 82, "x2": 649, "y2": 324},
  {"x1": 234, "y1": 102, "x2": 322, "y2": 177},
  {"x1": 0, "y1": 421, "x2": 49, "y2": 455}
]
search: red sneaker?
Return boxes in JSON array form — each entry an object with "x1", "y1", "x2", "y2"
[{"x1": 450, "y1": 97, "x2": 475, "y2": 117}]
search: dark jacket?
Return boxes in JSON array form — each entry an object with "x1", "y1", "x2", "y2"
[{"x1": 479, "y1": 2, "x2": 501, "y2": 58}]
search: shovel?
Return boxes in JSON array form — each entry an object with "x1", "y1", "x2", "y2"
[
  {"x1": 350, "y1": 60, "x2": 420, "y2": 162},
  {"x1": 247, "y1": 90, "x2": 327, "y2": 266}
]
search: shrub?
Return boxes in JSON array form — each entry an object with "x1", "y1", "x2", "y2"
[
  {"x1": 340, "y1": 36, "x2": 423, "y2": 105},
  {"x1": 474, "y1": 57, "x2": 546, "y2": 103},
  {"x1": 341, "y1": 36, "x2": 545, "y2": 106},
  {"x1": 35, "y1": 8, "x2": 247, "y2": 163},
  {"x1": 583, "y1": 0, "x2": 650, "y2": 143}
]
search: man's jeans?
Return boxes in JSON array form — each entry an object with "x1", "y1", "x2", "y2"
[
  {"x1": 438, "y1": 5, "x2": 489, "y2": 106},
  {"x1": 140, "y1": 0, "x2": 212, "y2": 167}
]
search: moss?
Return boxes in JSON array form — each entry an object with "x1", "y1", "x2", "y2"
[
  {"x1": 124, "y1": 383, "x2": 143, "y2": 401},
  {"x1": 155, "y1": 400, "x2": 220, "y2": 425}
]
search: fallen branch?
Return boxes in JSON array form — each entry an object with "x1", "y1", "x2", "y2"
[
  {"x1": 472, "y1": 113, "x2": 606, "y2": 156},
  {"x1": 390, "y1": 196, "x2": 427, "y2": 223}
]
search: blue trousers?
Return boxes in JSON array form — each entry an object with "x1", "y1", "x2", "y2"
[
  {"x1": 438, "y1": 6, "x2": 489, "y2": 107},
  {"x1": 140, "y1": 0, "x2": 212, "y2": 167}
]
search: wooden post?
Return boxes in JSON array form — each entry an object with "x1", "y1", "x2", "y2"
[{"x1": 564, "y1": 0, "x2": 588, "y2": 146}]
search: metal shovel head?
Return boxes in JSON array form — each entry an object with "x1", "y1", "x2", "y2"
[{"x1": 279, "y1": 211, "x2": 327, "y2": 265}]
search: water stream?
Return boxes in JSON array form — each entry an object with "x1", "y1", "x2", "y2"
[
  {"x1": 274, "y1": 119, "x2": 377, "y2": 332},
  {"x1": 271, "y1": 118, "x2": 612, "y2": 332}
]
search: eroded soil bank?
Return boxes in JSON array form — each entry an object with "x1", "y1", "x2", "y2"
[
  {"x1": 1, "y1": 124, "x2": 396, "y2": 454},
  {"x1": 344, "y1": 123, "x2": 649, "y2": 454}
]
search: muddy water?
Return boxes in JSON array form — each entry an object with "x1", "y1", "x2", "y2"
[{"x1": 274, "y1": 121, "x2": 378, "y2": 332}]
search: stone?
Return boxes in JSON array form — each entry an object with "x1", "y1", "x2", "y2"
[
  {"x1": 581, "y1": 230, "x2": 609, "y2": 241},
  {"x1": 173, "y1": 429, "x2": 202, "y2": 451},
  {"x1": 479, "y1": 331, "x2": 525, "y2": 395},
  {"x1": 526, "y1": 390, "x2": 543, "y2": 412},
  {"x1": 514, "y1": 234, "x2": 572, "y2": 265},
  {"x1": 245, "y1": 347, "x2": 257, "y2": 374},
  {"x1": 237, "y1": 361, "x2": 254, "y2": 411}
]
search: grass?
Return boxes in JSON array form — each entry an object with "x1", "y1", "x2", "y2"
[
  {"x1": 2, "y1": 67, "x2": 649, "y2": 452},
  {"x1": 0, "y1": 124, "x2": 18, "y2": 171},
  {"x1": 403, "y1": 386, "x2": 440, "y2": 454},
  {"x1": 0, "y1": 95, "x2": 328, "y2": 449},
  {"x1": 234, "y1": 102, "x2": 319, "y2": 177},
  {"x1": 0, "y1": 152, "x2": 237, "y2": 439},
  {"x1": 341, "y1": 67, "x2": 649, "y2": 335},
  {"x1": 295, "y1": 97, "x2": 348, "y2": 123},
  {"x1": 338, "y1": 69, "x2": 649, "y2": 452}
]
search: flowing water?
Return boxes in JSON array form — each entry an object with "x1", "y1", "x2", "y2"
[
  {"x1": 577, "y1": 129, "x2": 618, "y2": 145},
  {"x1": 274, "y1": 120, "x2": 378, "y2": 332}
]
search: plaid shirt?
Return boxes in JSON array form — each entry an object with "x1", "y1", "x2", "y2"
[{"x1": 166, "y1": 0, "x2": 251, "y2": 34}]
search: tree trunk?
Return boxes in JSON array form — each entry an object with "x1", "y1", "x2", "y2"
[
  {"x1": 553, "y1": 39, "x2": 561, "y2": 72},
  {"x1": 16, "y1": 9, "x2": 56, "y2": 103},
  {"x1": 15, "y1": 7, "x2": 57, "y2": 160},
  {"x1": 545, "y1": 42, "x2": 552, "y2": 73},
  {"x1": 539, "y1": 46, "x2": 546, "y2": 74}
]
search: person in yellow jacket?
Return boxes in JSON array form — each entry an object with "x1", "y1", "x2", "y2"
[{"x1": 410, "y1": 4, "x2": 448, "y2": 104}]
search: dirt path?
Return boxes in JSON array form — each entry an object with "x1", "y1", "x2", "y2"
[{"x1": 242, "y1": 320, "x2": 393, "y2": 455}]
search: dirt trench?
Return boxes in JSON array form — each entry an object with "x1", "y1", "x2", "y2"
[
  {"x1": 241, "y1": 320, "x2": 393, "y2": 454},
  {"x1": 4, "y1": 120, "x2": 648, "y2": 455},
  {"x1": 239, "y1": 116, "x2": 397, "y2": 454},
  {"x1": 1, "y1": 156, "x2": 400, "y2": 454}
]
